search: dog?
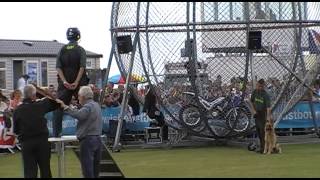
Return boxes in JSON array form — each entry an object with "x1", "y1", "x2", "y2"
[{"x1": 264, "y1": 118, "x2": 282, "y2": 154}]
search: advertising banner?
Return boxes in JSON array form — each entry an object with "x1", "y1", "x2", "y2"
[
  {"x1": 277, "y1": 101, "x2": 320, "y2": 129},
  {"x1": 42, "y1": 101, "x2": 320, "y2": 137},
  {"x1": 46, "y1": 107, "x2": 151, "y2": 137},
  {"x1": 0, "y1": 115, "x2": 15, "y2": 148}
]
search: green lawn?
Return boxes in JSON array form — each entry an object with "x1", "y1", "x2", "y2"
[
  {"x1": 1, "y1": 143, "x2": 320, "y2": 178},
  {"x1": 0, "y1": 150, "x2": 82, "y2": 178},
  {"x1": 111, "y1": 143, "x2": 320, "y2": 178}
]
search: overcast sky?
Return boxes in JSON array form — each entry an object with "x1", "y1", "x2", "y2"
[{"x1": 0, "y1": 2, "x2": 119, "y2": 76}]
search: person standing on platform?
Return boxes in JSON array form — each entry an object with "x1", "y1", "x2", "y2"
[
  {"x1": 13, "y1": 84, "x2": 60, "y2": 178},
  {"x1": 52, "y1": 27, "x2": 89, "y2": 137},
  {"x1": 56, "y1": 86, "x2": 102, "y2": 178}
]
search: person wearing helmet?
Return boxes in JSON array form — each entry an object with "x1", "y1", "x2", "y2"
[{"x1": 52, "y1": 27, "x2": 89, "y2": 137}]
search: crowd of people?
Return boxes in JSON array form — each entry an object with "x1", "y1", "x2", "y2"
[{"x1": 160, "y1": 74, "x2": 289, "y2": 107}]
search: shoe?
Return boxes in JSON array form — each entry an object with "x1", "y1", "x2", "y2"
[{"x1": 255, "y1": 149, "x2": 264, "y2": 154}]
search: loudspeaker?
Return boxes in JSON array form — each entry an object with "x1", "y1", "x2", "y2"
[
  {"x1": 184, "y1": 39, "x2": 194, "y2": 57},
  {"x1": 248, "y1": 31, "x2": 262, "y2": 50},
  {"x1": 116, "y1": 35, "x2": 133, "y2": 54},
  {"x1": 181, "y1": 48, "x2": 187, "y2": 57}
]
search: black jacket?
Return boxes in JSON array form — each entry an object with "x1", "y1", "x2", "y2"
[
  {"x1": 56, "y1": 43, "x2": 89, "y2": 86},
  {"x1": 13, "y1": 98, "x2": 59, "y2": 142},
  {"x1": 128, "y1": 94, "x2": 140, "y2": 116},
  {"x1": 143, "y1": 88, "x2": 165, "y2": 126},
  {"x1": 143, "y1": 89, "x2": 159, "y2": 119}
]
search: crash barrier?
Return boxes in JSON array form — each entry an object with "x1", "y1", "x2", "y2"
[
  {"x1": 2, "y1": 101, "x2": 319, "y2": 145},
  {"x1": 46, "y1": 106, "x2": 150, "y2": 137},
  {"x1": 44, "y1": 101, "x2": 320, "y2": 137},
  {"x1": 276, "y1": 101, "x2": 320, "y2": 129}
]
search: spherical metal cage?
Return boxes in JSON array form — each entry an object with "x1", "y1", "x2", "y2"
[{"x1": 110, "y1": 2, "x2": 320, "y2": 138}]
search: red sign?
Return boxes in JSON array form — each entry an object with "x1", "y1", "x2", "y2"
[{"x1": 0, "y1": 115, "x2": 15, "y2": 148}]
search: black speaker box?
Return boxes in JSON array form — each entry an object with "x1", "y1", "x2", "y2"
[
  {"x1": 248, "y1": 31, "x2": 262, "y2": 50},
  {"x1": 116, "y1": 35, "x2": 133, "y2": 54},
  {"x1": 185, "y1": 39, "x2": 194, "y2": 53}
]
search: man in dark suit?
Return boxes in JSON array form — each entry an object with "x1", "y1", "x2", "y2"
[
  {"x1": 143, "y1": 85, "x2": 168, "y2": 140},
  {"x1": 13, "y1": 84, "x2": 60, "y2": 178}
]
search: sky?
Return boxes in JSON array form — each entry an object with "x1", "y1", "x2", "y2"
[
  {"x1": 0, "y1": 2, "x2": 120, "y2": 76},
  {"x1": 1, "y1": 2, "x2": 320, "y2": 78}
]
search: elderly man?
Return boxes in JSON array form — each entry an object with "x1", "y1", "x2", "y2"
[
  {"x1": 13, "y1": 84, "x2": 60, "y2": 178},
  {"x1": 56, "y1": 86, "x2": 102, "y2": 178}
]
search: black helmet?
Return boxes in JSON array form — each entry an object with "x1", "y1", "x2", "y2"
[{"x1": 66, "y1": 27, "x2": 81, "y2": 41}]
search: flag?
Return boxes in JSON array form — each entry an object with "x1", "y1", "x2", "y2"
[{"x1": 308, "y1": 29, "x2": 320, "y2": 54}]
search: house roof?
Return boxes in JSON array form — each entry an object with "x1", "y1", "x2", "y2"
[{"x1": 0, "y1": 39, "x2": 103, "y2": 58}]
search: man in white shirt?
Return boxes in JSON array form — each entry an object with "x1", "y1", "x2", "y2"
[{"x1": 17, "y1": 75, "x2": 29, "y2": 96}]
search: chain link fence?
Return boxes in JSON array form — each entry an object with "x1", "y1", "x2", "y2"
[{"x1": 110, "y1": 2, "x2": 320, "y2": 139}]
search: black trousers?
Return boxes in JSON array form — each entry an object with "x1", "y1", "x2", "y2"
[
  {"x1": 21, "y1": 136, "x2": 52, "y2": 178},
  {"x1": 155, "y1": 113, "x2": 168, "y2": 141},
  {"x1": 255, "y1": 110, "x2": 267, "y2": 151},
  {"x1": 52, "y1": 84, "x2": 79, "y2": 137}
]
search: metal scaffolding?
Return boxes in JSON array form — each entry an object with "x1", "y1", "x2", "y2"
[{"x1": 104, "y1": 2, "x2": 320, "y2": 151}]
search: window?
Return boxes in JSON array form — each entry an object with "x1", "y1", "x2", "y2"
[
  {"x1": 202, "y1": 2, "x2": 216, "y2": 22},
  {"x1": 253, "y1": 2, "x2": 267, "y2": 20},
  {"x1": 0, "y1": 62, "x2": 6, "y2": 89},
  {"x1": 218, "y1": 2, "x2": 231, "y2": 21},
  {"x1": 280, "y1": 2, "x2": 293, "y2": 20},
  {"x1": 202, "y1": 2, "x2": 244, "y2": 22},
  {"x1": 232, "y1": 2, "x2": 244, "y2": 21},
  {"x1": 26, "y1": 62, "x2": 38, "y2": 85},
  {"x1": 86, "y1": 59, "x2": 93, "y2": 69},
  {"x1": 41, "y1": 61, "x2": 48, "y2": 87},
  {"x1": 269, "y1": 2, "x2": 280, "y2": 20}
]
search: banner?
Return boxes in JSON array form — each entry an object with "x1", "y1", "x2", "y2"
[
  {"x1": 0, "y1": 115, "x2": 15, "y2": 148},
  {"x1": 27, "y1": 62, "x2": 38, "y2": 85},
  {"x1": 46, "y1": 107, "x2": 151, "y2": 137},
  {"x1": 46, "y1": 113, "x2": 78, "y2": 136},
  {"x1": 43, "y1": 101, "x2": 320, "y2": 137},
  {"x1": 277, "y1": 101, "x2": 320, "y2": 129}
]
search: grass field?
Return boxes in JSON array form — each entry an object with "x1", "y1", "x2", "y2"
[
  {"x1": 1, "y1": 143, "x2": 320, "y2": 178},
  {"x1": 0, "y1": 150, "x2": 82, "y2": 178}
]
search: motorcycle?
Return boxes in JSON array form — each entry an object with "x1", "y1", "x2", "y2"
[{"x1": 179, "y1": 90, "x2": 251, "y2": 133}]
